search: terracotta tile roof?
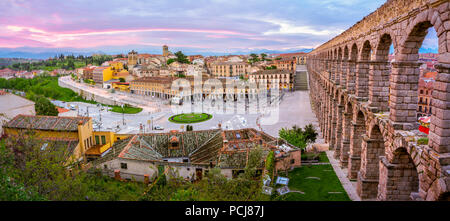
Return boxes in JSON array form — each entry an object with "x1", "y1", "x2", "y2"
[
  {"x1": 94, "y1": 128, "x2": 299, "y2": 169},
  {"x1": 3, "y1": 115, "x2": 90, "y2": 132},
  {"x1": 57, "y1": 107, "x2": 70, "y2": 113},
  {"x1": 423, "y1": 72, "x2": 437, "y2": 79}
]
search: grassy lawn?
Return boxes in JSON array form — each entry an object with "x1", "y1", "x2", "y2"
[
  {"x1": 301, "y1": 151, "x2": 329, "y2": 163},
  {"x1": 1, "y1": 76, "x2": 143, "y2": 114},
  {"x1": 110, "y1": 105, "x2": 143, "y2": 114},
  {"x1": 273, "y1": 164, "x2": 350, "y2": 201},
  {"x1": 168, "y1": 113, "x2": 212, "y2": 124}
]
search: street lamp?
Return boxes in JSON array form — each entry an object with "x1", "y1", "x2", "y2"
[{"x1": 122, "y1": 104, "x2": 125, "y2": 125}]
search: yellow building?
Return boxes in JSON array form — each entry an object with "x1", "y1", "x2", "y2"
[
  {"x1": 85, "y1": 131, "x2": 130, "y2": 160},
  {"x1": 3, "y1": 115, "x2": 130, "y2": 164},
  {"x1": 209, "y1": 61, "x2": 250, "y2": 77},
  {"x1": 3, "y1": 115, "x2": 93, "y2": 164},
  {"x1": 93, "y1": 62, "x2": 129, "y2": 85},
  {"x1": 112, "y1": 82, "x2": 130, "y2": 92}
]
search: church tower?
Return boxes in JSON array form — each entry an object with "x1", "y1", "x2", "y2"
[
  {"x1": 128, "y1": 50, "x2": 138, "y2": 66},
  {"x1": 163, "y1": 45, "x2": 169, "y2": 57}
]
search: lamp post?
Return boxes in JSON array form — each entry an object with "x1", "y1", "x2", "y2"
[{"x1": 122, "y1": 104, "x2": 125, "y2": 125}]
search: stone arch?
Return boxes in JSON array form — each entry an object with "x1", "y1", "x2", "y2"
[
  {"x1": 348, "y1": 109, "x2": 366, "y2": 180},
  {"x1": 357, "y1": 124, "x2": 386, "y2": 199},
  {"x1": 336, "y1": 47, "x2": 343, "y2": 85},
  {"x1": 355, "y1": 40, "x2": 372, "y2": 98},
  {"x1": 375, "y1": 33, "x2": 393, "y2": 61},
  {"x1": 400, "y1": 8, "x2": 448, "y2": 57},
  {"x1": 346, "y1": 43, "x2": 358, "y2": 94},
  {"x1": 359, "y1": 40, "x2": 373, "y2": 61},
  {"x1": 369, "y1": 33, "x2": 394, "y2": 111},
  {"x1": 377, "y1": 147, "x2": 420, "y2": 201},
  {"x1": 340, "y1": 45, "x2": 350, "y2": 89},
  {"x1": 339, "y1": 100, "x2": 352, "y2": 168}
]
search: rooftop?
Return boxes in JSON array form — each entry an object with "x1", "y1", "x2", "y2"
[
  {"x1": 94, "y1": 128, "x2": 299, "y2": 169},
  {"x1": 4, "y1": 115, "x2": 90, "y2": 132}
]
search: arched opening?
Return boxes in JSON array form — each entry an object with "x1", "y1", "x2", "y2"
[
  {"x1": 339, "y1": 101, "x2": 352, "y2": 168},
  {"x1": 390, "y1": 20, "x2": 441, "y2": 135},
  {"x1": 336, "y1": 47, "x2": 342, "y2": 85},
  {"x1": 348, "y1": 110, "x2": 365, "y2": 180},
  {"x1": 369, "y1": 33, "x2": 393, "y2": 112},
  {"x1": 341, "y1": 46, "x2": 349, "y2": 89},
  {"x1": 355, "y1": 41, "x2": 372, "y2": 98},
  {"x1": 333, "y1": 94, "x2": 345, "y2": 159},
  {"x1": 377, "y1": 148, "x2": 419, "y2": 201},
  {"x1": 347, "y1": 43, "x2": 358, "y2": 94},
  {"x1": 357, "y1": 124, "x2": 385, "y2": 199}
]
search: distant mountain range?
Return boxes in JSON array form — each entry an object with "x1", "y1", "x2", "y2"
[
  {"x1": 0, "y1": 46, "x2": 437, "y2": 60},
  {"x1": 0, "y1": 47, "x2": 314, "y2": 59}
]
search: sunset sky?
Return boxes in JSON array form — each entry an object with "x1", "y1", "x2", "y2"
[{"x1": 0, "y1": 0, "x2": 439, "y2": 55}]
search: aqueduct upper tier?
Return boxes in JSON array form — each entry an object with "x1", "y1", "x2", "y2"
[{"x1": 307, "y1": 0, "x2": 450, "y2": 200}]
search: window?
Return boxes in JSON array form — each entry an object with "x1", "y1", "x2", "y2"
[
  {"x1": 104, "y1": 164, "x2": 107, "y2": 169},
  {"x1": 291, "y1": 159, "x2": 295, "y2": 164},
  {"x1": 120, "y1": 163, "x2": 127, "y2": 169},
  {"x1": 101, "y1": 136, "x2": 106, "y2": 145},
  {"x1": 95, "y1": 136, "x2": 100, "y2": 145}
]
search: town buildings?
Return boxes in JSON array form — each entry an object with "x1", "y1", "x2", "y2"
[
  {"x1": 93, "y1": 128, "x2": 300, "y2": 182},
  {"x1": 92, "y1": 62, "x2": 130, "y2": 86},
  {"x1": 273, "y1": 57, "x2": 296, "y2": 71},
  {"x1": 418, "y1": 71, "x2": 437, "y2": 117},
  {"x1": 2, "y1": 115, "x2": 93, "y2": 163},
  {"x1": 209, "y1": 61, "x2": 251, "y2": 77},
  {"x1": 272, "y1": 52, "x2": 308, "y2": 65},
  {"x1": 2, "y1": 114, "x2": 130, "y2": 164},
  {"x1": 248, "y1": 69, "x2": 295, "y2": 91}
]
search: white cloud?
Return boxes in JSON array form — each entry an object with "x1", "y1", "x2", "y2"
[{"x1": 262, "y1": 19, "x2": 344, "y2": 36}]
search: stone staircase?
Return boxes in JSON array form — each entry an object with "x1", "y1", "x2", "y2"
[{"x1": 294, "y1": 70, "x2": 308, "y2": 91}]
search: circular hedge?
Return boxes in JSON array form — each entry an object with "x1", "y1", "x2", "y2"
[{"x1": 168, "y1": 113, "x2": 213, "y2": 124}]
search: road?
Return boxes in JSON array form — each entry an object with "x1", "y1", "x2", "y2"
[{"x1": 59, "y1": 65, "x2": 320, "y2": 137}]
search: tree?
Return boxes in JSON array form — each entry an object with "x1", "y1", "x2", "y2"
[
  {"x1": 0, "y1": 140, "x2": 45, "y2": 201},
  {"x1": 167, "y1": 58, "x2": 176, "y2": 65},
  {"x1": 303, "y1": 124, "x2": 318, "y2": 143},
  {"x1": 261, "y1": 53, "x2": 267, "y2": 61},
  {"x1": 174, "y1": 51, "x2": 190, "y2": 64},
  {"x1": 27, "y1": 93, "x2": 58, "y2": 116}
]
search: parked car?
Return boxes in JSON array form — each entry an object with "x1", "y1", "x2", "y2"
[{"x1": 154, "y1": 125, "x2": 164, "y2": 130}]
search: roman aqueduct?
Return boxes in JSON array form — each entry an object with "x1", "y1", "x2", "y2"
[{"x1": 307, "y1": 0, "x2": 449, "y2": 200}]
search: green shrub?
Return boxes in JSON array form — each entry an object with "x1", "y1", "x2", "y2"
[{"x1": 417, "y1": 137, "x2": 429, "y2": 145}]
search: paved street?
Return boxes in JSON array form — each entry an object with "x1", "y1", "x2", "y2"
[
  {"x1": 59, "y1": 66, "x2": 320, "y2": 137},
  {"x1": 62, "y1": 88, "x2": 318, "y2": 137}
]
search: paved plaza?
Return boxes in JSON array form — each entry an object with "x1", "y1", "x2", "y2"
[{"x1": 60, "y1": 89, "x2": 318, "y2": 137}]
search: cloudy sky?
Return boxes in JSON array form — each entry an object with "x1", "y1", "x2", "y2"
[{"x1": 0, "y1": 0, "x2": 439, "y2": 55}]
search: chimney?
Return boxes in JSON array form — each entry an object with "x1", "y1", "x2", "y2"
[
  {"x1": 114, "y1": 170, "x2": 121, "y2": 181},
  {"x1": 144, "y1": 174, "x2": 150, "y2": 184}
]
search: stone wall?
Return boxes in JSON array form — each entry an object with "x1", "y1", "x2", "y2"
[{"x1": 307, "y1": 0, "x2": 449, "y2": 201}]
